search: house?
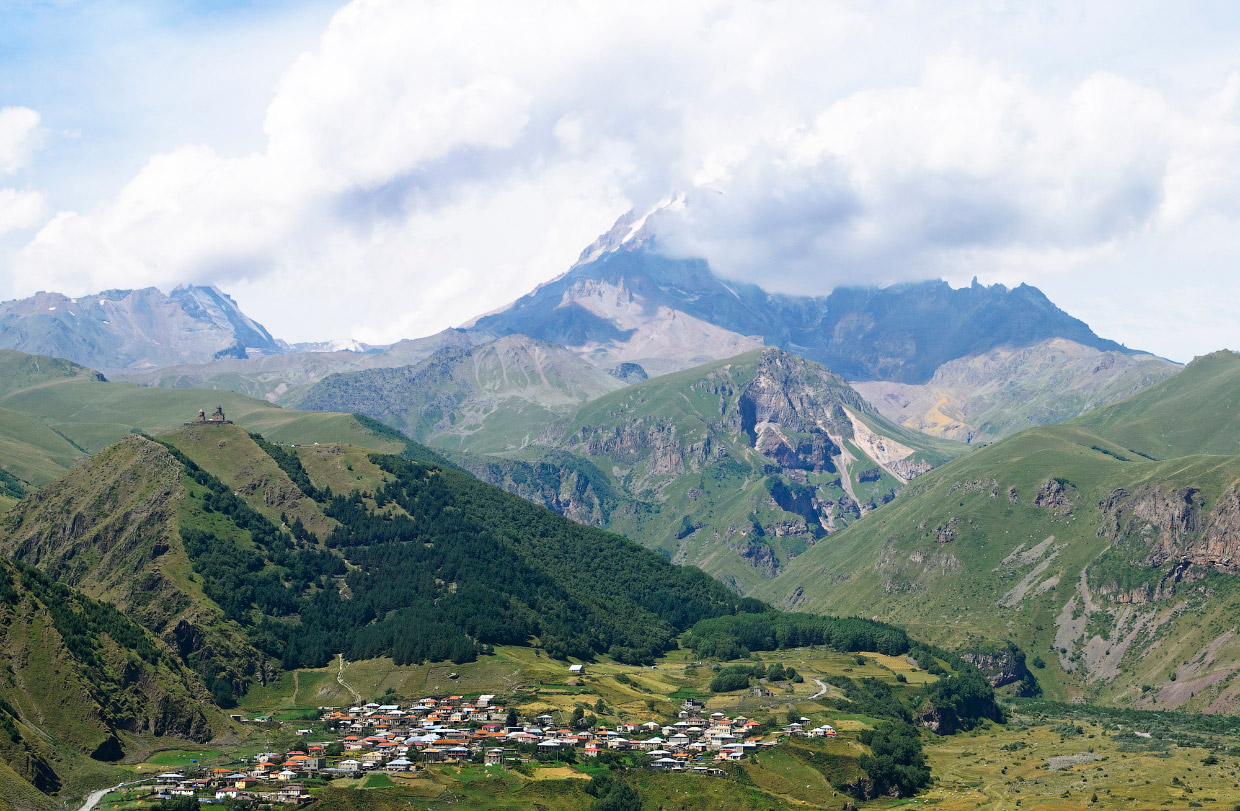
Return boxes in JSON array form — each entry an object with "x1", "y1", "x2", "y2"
[
  {"x1": 484, "y1": 749, "x2": 505, "y2": 766},
  {"x1": 235, "y1": 779, "x2": 261, "y2": 790},
  {"x1": 337, "y1": 760, "x2": 361, "y2": 772},
  {"x1": 276, "y1": 785, "x2": 308, "y2": 802},
  {"x1": 568, "y1": 664, "x2": 586, "y2": 675},
  {"x1": 385, "y1": 759, "x2": 414, "y2": 772},
  {"x1": 652, "y1": 757, "x2": 681, "y2": 770}
]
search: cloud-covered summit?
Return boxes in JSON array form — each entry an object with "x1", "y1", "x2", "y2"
[{"x1": 3, "y1": 1, "x2": 1240, "y2": 361}]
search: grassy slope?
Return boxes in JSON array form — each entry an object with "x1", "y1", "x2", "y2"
[
  {"x1": 1072, "y1": 349, "x2": 1240, "y2": 458},
  {"x1": 0, "y1": 349, "x2": 404, "y2": 491},
  {"x1": 0, "y1": 433, "x2": 276, "y2": 702},
  {"x1": 0, "y1": 406, "x2": 85, "y2": 486},
  {"x1": 759, "y1": 350, "x2": 1240, "y2": 713},
  {"x1": 0, "y1": 558, "x2": 237, "y2": 810},
  {"x1": 163, "y1": 425, "x2": 336, "y2": 538}
]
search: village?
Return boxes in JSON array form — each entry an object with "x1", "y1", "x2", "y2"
[{"x1": 142, "y1": 673, "x2": 839, "y2": 806}]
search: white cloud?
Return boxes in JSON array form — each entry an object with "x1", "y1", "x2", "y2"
[
  {"x1": 6, "y1": 0, "x2": 1240, "y2": 359},
  {"x1": 0, "y1": 107, "x2": 42, "y2": 175},
  {"x1": 0, "y1": 107, "x2": 46, "y2": 237},
  {"x1": 0, "y1": 188, "x2": 44, "y2": 236}
]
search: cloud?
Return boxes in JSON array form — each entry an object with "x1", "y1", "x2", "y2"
[
  {"x1": 0, "y1": 107, "x2": 42, "y2": 175},
  {"x1": 0, "y1": 106, "x2": 45, "y2": 237},
  {"x1": 6, "y1": 0, "x2": 1240, "y2": 358},
  {"x1": 0, "y1": 188, "x2": 44, "y2": 236},
  {"x1": 658, "y1": 51, "x2": 1240, "y2": 297}
]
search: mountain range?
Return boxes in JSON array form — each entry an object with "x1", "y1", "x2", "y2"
[{"x1": 0, "y1": 285, "x2": 282, "y2": 371}]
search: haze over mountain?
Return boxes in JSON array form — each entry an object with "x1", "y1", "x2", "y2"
[
  {"x1": 292, "y1": 334, "x2": 626, "y2": 452},
  {"x1": 0, "y1": 285, "x2": 280, "y2": 371},
  {"x1": 855, "y1": 338, "x2": 1181, "y2": 443}
]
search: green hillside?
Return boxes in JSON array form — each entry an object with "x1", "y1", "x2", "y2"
[
  {"x1": 760, "y1": 349, "x2": 1240, "y2": 713},
  {"x1": 0, "y1": 557, "x2": 229, "y2": 809},
  {"x1": 460, "y1": 348, "x2": 964, "y2": 592},
  {"x1": 0, "y1": 349, "x2": 404, "y2": 494},
  {"x1": 1072, "y1": 349, "x2": 1240, "y2": 457},
  {"x1": 2, "y1": 424, "x2": 754, "y2": 693}
]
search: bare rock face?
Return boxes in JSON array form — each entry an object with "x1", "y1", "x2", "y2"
[
  {"x1": 1096, "y1": 486, "x2": 1204, "y2": 566},
  {"x1": 1034, "y1": 478, "x2": 1077, "y2": 515},
  {"x1": 1193, "y1": 488, "x2": 1240, "y2": 568},
  {"x1": 1097, "y1": 485, "x2": 1240, "y2": 571},
  {"x1": 936, "y1": 518, "x2": 960, "y2": 544},
  {"x1": 960, "y1": 645, "x2": 1033, "y2": 691}
]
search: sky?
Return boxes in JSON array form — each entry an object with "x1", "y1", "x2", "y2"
[{"x1": 1, "y1": 0, "x2": 1238, "y2": 362}]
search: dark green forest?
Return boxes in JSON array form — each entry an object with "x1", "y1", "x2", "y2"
[{"x1": 160, "y1": 437, "x2": 747, "y2": 669}]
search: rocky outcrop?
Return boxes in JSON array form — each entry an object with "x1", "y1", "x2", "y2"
[
  {"x1": 1034, "y1": 478, "x2": 1077, "y2": 515},
  {"x1": 450, "y1": 452, "x2": 628, "y2": 527},
  {"x1": 1096, "y1": 484, "x2": 1240, "y2": 572},
  {"x1": 960, "y1": 644, "x2": 1035, "y2": 693},
  {"x1": 607, "y1": 362, "x2": 648, "y2": 383}
]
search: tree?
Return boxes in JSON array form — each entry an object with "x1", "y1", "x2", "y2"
[
  {"x1": 859, "y1": 721, "x2": 930, "y2": 798},
  {"x1": 506, "y1": 707, "x2": 519, "y2": 727}
]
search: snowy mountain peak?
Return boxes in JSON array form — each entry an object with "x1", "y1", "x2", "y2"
[{"x1": 573, "y1": 192, "x2": 687, "y2": 268}]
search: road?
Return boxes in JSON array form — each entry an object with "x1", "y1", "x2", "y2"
[
  {"x1": 77, "y1": 781, "x2": 136, "y2": 811},
  {"x1": 337, "y1": 653, "x2": 363, "y2": 704},
  {"x1": 809, "y1": 679, "x2": 829, "y2": 700}
]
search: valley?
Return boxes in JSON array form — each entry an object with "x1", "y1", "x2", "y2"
[
  {"x1": 57, "y1": 644, "x2": 1240, "y2": 811},
  {"x1": 0, "y1": 232, "x2": 1235, "y2": 811}
]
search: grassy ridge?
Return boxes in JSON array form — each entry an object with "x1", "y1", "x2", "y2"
[{"x1": 0, "y1": 349, "x2": 405, "y2": 491}]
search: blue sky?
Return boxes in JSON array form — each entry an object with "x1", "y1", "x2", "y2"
[{"x1": 1, "y1": 0, "x2": 1238, "y2": 360}]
